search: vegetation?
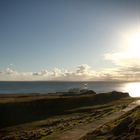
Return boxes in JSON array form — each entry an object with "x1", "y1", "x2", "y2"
[
  {"x1": 0, "y1": 91, "x2": 135, "y2": 140},
  {"x1": 81, "y1": 105, "x2": 140, "y2": 140}
]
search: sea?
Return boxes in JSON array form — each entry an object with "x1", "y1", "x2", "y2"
[{"x1": 0, "y1": 81, "x2": 140, "y2": 97}]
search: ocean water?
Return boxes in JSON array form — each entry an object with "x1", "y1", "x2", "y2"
[{"x1": 0, "y1": 81, "x2": 140, "y2": 97}]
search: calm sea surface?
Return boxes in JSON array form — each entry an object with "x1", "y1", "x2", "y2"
[{"x1": 0, "y1": 81, "x2": 140, "y2": 97}]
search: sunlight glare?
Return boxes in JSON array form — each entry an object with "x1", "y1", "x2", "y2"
[
  {"x1": 125, "y1": 82, "x2": 140, "y2": 97},
  {"x1": 122, "y1": 29, "x2": 140, "y2": 54},
  {"x1": 129, "y1": 33, "x2": 140, "y2": 51}
]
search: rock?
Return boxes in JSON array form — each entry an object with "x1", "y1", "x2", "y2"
[
  {"x1": 135, "y1": 128, "x2": 140, "y2": 135},
  {"x1": 112, "y1": 117, "x2": 133, "y2": 136},
  {"x1": 134, "y1": 136, "x2": 140, "y2": 140},
  {"x1": 80, "y1": 90, "x2": 96, "y2": 95}
]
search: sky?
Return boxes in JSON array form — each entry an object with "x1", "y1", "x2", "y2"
[{"x1": 0, "y1": 0, "x2": 140, "y2": 81}]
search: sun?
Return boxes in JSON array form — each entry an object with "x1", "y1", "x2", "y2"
[
  {"x1": 125, "y1": 82, "x2": 140, "y2": 97},
  {"x1": 129, "y1": 33, "x2": 140, "y2": 50},
  {"x1": 122, "y1": 29, "x2": 140, "y2": 54},
  {"x1": 122, "y1": 31, "x2": 140, "y2": 55}
]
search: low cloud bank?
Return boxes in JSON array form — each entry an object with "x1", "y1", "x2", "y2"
[
  {"x1": 0, "y1": 63, "x2": 140, "y2": 81},
  {"x1": 1, "y1": 48, "x2": 140, "y2": 81},
  {"x1": 105, "y1": 52, "x2": 140, "y2": 67}
]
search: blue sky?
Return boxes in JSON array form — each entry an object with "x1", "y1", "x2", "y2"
[{"x1": 0, "y1": 0, "x2": 140, "y2": 81}]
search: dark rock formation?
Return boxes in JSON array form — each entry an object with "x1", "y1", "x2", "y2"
[
  {"x1": 112, "y1": 117, "x2": 133, "y2": 136},
  {"x1": 80, "y1": 90, "x2": 96, "y2": 95}
]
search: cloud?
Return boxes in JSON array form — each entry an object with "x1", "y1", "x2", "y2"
[
  {"x1": 0, "y1": 61, "x2": 140, "y2": 81},
  {"x1": 104, "y1": 50, "x2": 140, "y2": 81},
  {"x1": 101, "y1": 66, "x2": 140, "y2": 81},
  {"x1": 0, "y1": 64, "x2": 99, "y2": 81},
  {"x1": 32, "y1": 70, "x2": 48, "y2": 76},
  {"x1": 43, "y1": 64, "x2": 98, "y2": 81},
  {"x1": 60, "y1": 64, "x2": 98, "y2": 81},
  {"x1": 76, "y1": 64, "x2": 90, "y2": 74},
  {"x1": 105, "y1": 52, "x2": 140, "y2": 67},
  {"x1": 51, "y1": 68, "x2": 64, "y2": 77},
  {"x1": 4, "y1": 67, "x2": 18, "y2": 75},
  {"x1": 33, "y1": 64, "x2": 97, "y2": 81},
  {"x1": 75, "y1": 64, "x2": 96, "y2": 77},
  {"x1": 116, "y1": 66, "x2": 140, "y2": 81}
]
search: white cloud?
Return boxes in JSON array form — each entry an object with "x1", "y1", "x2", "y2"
[
  {"x1": 60, "y1": 64, "x2": 98, "y2": 81},
  {"x1": 104, "y1": 50, "x2": 140, "y2": 81},
  {"x1": 105, "y1": 51, "x2": 140, "y2": 67},
  {"x1": 0, "y1": 60, "x2": 140, "y2": 81},
  {"x1": 0, "y1": 64, "x2": 99, "y2": 81},
  {"x1": 32, "y1": 70, "x2": 48, "y2": 76},
  {"x1": 76, "y1": 64, "x2": 90, "y2": 74},
  {"x1": 51, "y1": 68, "x2": 64, "y2": 77},
  {"x1": 4, "y1": 67, "x2": 18, "y2": 75}
]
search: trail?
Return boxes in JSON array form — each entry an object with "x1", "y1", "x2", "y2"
[{"x1": 51, "y1": 100, "x2": 140, "y2": 140}]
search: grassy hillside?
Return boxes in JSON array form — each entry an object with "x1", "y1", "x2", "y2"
[
  {"x1": 0, "y1": 91, "x2": 129, "y2": 128},
  {"x1": 82, "y1": 104, "x2": 140, "y2": 140},
  {"x1": 0, "y1": 91, "x2": 134, "y2": 140}
]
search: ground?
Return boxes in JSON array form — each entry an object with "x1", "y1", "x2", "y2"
[{"x1": 0, "y1": 92, "x2": 139, "y2": 140}]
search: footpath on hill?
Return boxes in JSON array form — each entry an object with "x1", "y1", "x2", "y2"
[{"x1": 48, "y1": 100, "x2": 140, "y2": 140}]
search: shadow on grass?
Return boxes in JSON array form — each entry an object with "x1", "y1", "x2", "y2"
[{"x1": 0, "y1": 91, "x2": 129, "y2": 129}]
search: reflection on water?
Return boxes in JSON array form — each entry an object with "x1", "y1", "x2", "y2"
[
  {"x1": 124, "y1": 82, "x2": 140, "y2": 97},
  {"x1": 0, "y1": 81, "x2": 140, "y2": 96}
]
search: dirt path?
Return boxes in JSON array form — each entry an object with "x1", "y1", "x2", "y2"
[{"x1": 51, "y1": 100, "x2": 140, "y2": 140}]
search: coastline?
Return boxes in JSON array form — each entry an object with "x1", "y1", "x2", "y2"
[{"x1": 1, "y1": 91, "x2": 139, "y2": 140}]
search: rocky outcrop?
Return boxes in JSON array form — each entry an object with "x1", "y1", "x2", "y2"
[{"x1": 112, "y1": 117, "x2": 133, "y2": 135}]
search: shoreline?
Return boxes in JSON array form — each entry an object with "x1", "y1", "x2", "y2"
[{"x1": 0, "y1": 91, "x2": 139, "y2": 140}]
